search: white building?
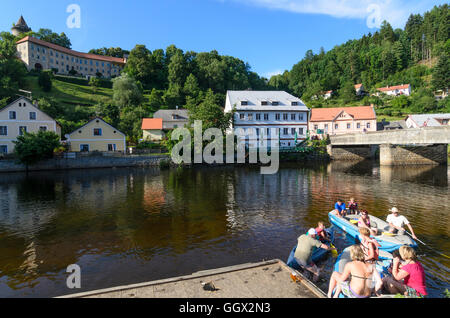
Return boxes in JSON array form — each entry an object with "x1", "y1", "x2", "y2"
[
  {"x1": 224, "y1": 91, "x2": 310, "y2": 148},
  {"x1": 376, "y1": 84, "x2": 411, "y2": 97},
  {"x1": 405, "y1": 114, "x2": 450, "y2": 128}
]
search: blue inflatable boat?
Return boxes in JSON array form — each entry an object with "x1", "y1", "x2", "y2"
[
  {"x1": 287, "y1": 229, "x2": 335, "y2": 271},
  {"x1": 328, "y1": 211, "x2": 417, "y2": 252}
]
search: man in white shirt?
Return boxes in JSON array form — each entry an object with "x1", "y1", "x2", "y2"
[{"x1": 386, "y1": 207, "x2": 417, "y2": 239}]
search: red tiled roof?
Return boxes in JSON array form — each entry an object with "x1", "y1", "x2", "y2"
[
  {"x1": 142, "y1": 118, "x2": 163, "y2": 130},
  {"x1": 16, "y1": 36, "x2": 126, "y2": 65},
  {"x1": 310, "y1": 106, "x2": 376, "y2": 122},
  {"x1": 377, "y1": 84, "x2": 410, "y2": 92},
  {"x1": 354, "y1": 84, "x2": 363, "y2": 89}
]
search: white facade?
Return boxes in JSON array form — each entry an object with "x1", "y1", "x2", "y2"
[
  {"x1": 0, "y1": 97, "x2": 61, "y2": 154},
  {"x1": 377, "y1": 84, "x2": 411, "y2": 97},
  {"x1": 224, "y1": 91, "x2": 310, "y2": 148}
]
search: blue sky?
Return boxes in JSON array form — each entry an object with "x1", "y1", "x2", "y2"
[{"x1": 0, "y1": 0, "x2": 445, "y2": 78}]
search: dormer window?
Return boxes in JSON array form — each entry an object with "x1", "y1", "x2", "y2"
[
  {"x1": 261, "y1": 101, "x2": 269, "y2": 106},
  {"x1": 241, "y1": 101, "x2": 248, "y2": 106},
  {"x1": 272, "y1": 101, "x2": 279, "y2": 106},
  {"x1": 291, "y1": 102, "x2": 299, "y2": 106}
]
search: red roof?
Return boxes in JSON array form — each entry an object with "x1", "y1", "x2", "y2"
[
  {"x1": 16, "y1": 36, "x2": 126, "y2": 65},
  {"x1": 377, "y1": 84, "x2": 410, "y2": 92},
  {"x1": 310, "y1": 106, "x2": 376, "y2": 122},
  {"x1": 354, "y1": 84, "x2": 363, "y2": 89},
  {"x1": 142, "y1": 118, "x2": 163, "y2": 130}
]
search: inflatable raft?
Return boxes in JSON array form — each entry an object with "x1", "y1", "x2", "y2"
[{"x1": 328, "y1": 211, "x2": 417, "y2": 252}]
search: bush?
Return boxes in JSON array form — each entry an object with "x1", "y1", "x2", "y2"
[{"x1": 13, "y1": 131, "x2": 61, "y2": 166}]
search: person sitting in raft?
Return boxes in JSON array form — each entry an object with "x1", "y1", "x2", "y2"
[
  {"x1": 315, "y1": 222, "x2": 331, "y2": 243},
  {"x1": 358, "y1": 210, "x2": 378, "y2": 236},
  {"x1": 382, "y1": 246, "x2": 428, "y2": 297},
  {"x1": 294, "y1": 228, "x2": 329, "y2": 282},
  {"x1": 386, "y1": 207, "x2": 418, "y2": 240},
  {"x1": 359, "y1": 228, "x2": 380, "y2": 263},
  {"x1": 333, "y1": 199, "x2": 347, "y2": 218},
  {"x1": 327, "y1": 245, "x2": 383, "y2": 298},
  {"x1": 348, "y1": 198, "x2": 359, "y2": 215}
]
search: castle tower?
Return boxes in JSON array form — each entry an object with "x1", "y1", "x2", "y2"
[{"x1": 11, "y1": 15, "x2": 31, "y2": 36}]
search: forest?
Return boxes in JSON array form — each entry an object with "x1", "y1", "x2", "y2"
[{"x1": 0, "y1": 4, "x2": 448, "y2": 143}]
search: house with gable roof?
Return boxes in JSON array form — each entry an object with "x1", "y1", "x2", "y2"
[{"x1": 0, "y1": 97, "x2": 61, "y2": 154}]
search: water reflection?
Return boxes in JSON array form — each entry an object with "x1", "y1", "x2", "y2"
[{"x1": 0, "y1": 162, "x2": 448, "y2": 298}]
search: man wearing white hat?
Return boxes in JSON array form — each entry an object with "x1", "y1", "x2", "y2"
[
  {"x1": 386, "y1": 207, "x2": 418, "y2": 240},
  {"x1": 294, "y1": 228, "x2": 329, "y2": 282}
]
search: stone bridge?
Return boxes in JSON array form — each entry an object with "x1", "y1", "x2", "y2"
[{"x1": 328, "y1": 126, "x2": 450, "y2": 166}]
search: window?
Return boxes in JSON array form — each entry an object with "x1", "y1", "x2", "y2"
[
  {"x1": 39, "y1": 126, "x2": 47, "y2": 132},
  {"x1": 256, "y1": 113, "x2": 261, "y2": 120},
  {"x1": 241, "y1": 101, "x2": 248, "y2": 106},
  {"x1": 357, "y1": 123, "x2": 361, "y2": 129},
  {"x1": 347, "y1": 123, "x2": 351, "y2": 129},
  {"x1": 264, "y1": 113, "x2": 269, "y2": 120},
  {"x1": 248, "y1": 113, "x2": 253, "y2": 121},
  {"x1": 0, "y1": 145, "x2": 7, "y2": 154},
  {"x1": 267, "y1": 128, "x2": 271, "y2": 135},
  {"x1": 335, "y1": 124, "x2": 339, "y2": 130},
  {"x1": 291, "y1": 128, "x2": 296, "y2": 135},
  {"x1": 325, "y1": 124, "x2": 329, "y2": 130},
  {"x1": 291, "y1": 114, "x2": 296, "y2": 120},
  {"x1": 0, "y1": 126, "x2": 7, "y2": 136},
  {"x1": 272, "y1": 101, "x2": 279, "y2": 106},
  {"x1": 239, "y1": 113, "x2": 245, "y2": 120},
  {"x1": 291, "y1": 102, "x2": 298, "y2": 106},
  {"x1": 80, "y1": 144, "x2": 90, "y2": 152},
  {"x1": 261, "y1": 101, "x2": 268, "y2": 106},
  {"x1": 314, "y1": 125, "x2": 318, "y2": 130},
  {"x1": 256, "y1": 128, "x2": 260, "y2": 136},
  {"x1": 299, "y1": 128, "x2": 304, "y2": 135},
  {"x1": 283, "y1": 128, "x2": 289, "y2": 135},
  {"x1": 19, "y1": 126, "x2": 27, "y2": 136},
  {"x1": 275, "y1": 114, "x2": 281, "y2": 120},
  {"x1": 283, "y1": 114, "x2": 288, "y2": 120},
  {"x1": 367, "y1": 123, "x2": 371, "y2": 129},
  {"x1": 108, "y1": 144, "x2": 117, "y2": 152},
  {"x1": 29, "y1": 112, "x2": 37, "y2": 120},
  {"x1": 93, "y1": 128, "x2": 102, "y2": 136},
  {"x1": 9, "y1": 111, "x2": 16, "y2": 120}
]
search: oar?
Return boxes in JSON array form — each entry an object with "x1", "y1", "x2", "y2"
[{"x1": 406, "y1": 231, "x2": 450, "y2": 259}]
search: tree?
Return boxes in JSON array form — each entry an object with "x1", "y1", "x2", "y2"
[
  {"x1": 123, "y1": 45, "x2": 153, "y2": 88},
  {"x1": 33, "y1": 29, "x2": 72, "y2": 49},
  {"x1": 112, "y1": 74, "x2": 144, "y2": 109},
  {"x1": 38, "y1": 70, "x2": 52, "y2": 92},
  {"x1": 13, "y1": 131, "x2": 61, "y2": 166},
  {"x1": 432, "y1": 53, "x2": 449, "y2": 91},
  {"x1": 339, "y1": 81, "x2": 357, "y2": 103},
  {"x1": 89, "y1": 77, "x2": 100, "y2": 93},
  {"x1": 0, "y1": 32, "x2": 27, "y2": 100}
]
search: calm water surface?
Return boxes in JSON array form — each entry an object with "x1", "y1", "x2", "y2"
[{"x1": 0, "y1": 162, "x2": 449, "y2": 298}]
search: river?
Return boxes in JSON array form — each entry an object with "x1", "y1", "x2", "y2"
[{"x1": 0, "y1": 162, "x2": 448, "y2": 298}]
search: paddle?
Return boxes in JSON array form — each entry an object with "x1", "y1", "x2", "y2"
[{"x1": 405, "y1": 231, "x2": 450, "y2": 259}]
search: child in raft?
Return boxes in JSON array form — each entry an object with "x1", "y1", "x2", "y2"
[
  {"x1": 348, "y1": 198, "x2": 359, "y2": 215},
  {"x1": 315, "y1": 222, "x2": 331, "y2": 243}
]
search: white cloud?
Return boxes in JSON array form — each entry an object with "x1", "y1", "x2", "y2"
[{"x1": 224, "y1": 0, "x2": 443, "y2": 29}]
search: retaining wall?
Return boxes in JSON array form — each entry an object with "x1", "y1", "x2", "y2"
[{"x1": 0, "y1": 154, "x2": 170, "y2": 173}]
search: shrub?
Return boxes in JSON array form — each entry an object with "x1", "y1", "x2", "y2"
[{"x1": 13, "y1": 131, "x2": 61, "y2": 166}]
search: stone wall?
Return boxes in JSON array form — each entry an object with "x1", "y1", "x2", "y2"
[
  {"x1": 327, "y1": 145, "x2": 377, "y2": 161},
  {"x1": 380, "y1": 144, "x2": 448, "y2": 166},
  {"x1": 0, "y1": 154, "x2": 170, "y2": 173}
]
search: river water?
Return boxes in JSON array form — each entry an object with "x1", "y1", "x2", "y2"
[{"x1": 0, "y1": 162, "x2": 448, "y2": 298}]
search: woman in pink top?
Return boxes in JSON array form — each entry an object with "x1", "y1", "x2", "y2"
[{"x1": 382, "y1": 246, "x2": 427, "y2": 297}]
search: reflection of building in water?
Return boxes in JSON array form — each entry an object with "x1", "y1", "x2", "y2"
[
  {"x1": 142, "y1": 178, "x2": 166, "y2": 213},
  {"x1": 225, "y1": 168, "x2": 310, "y2": 231}
]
